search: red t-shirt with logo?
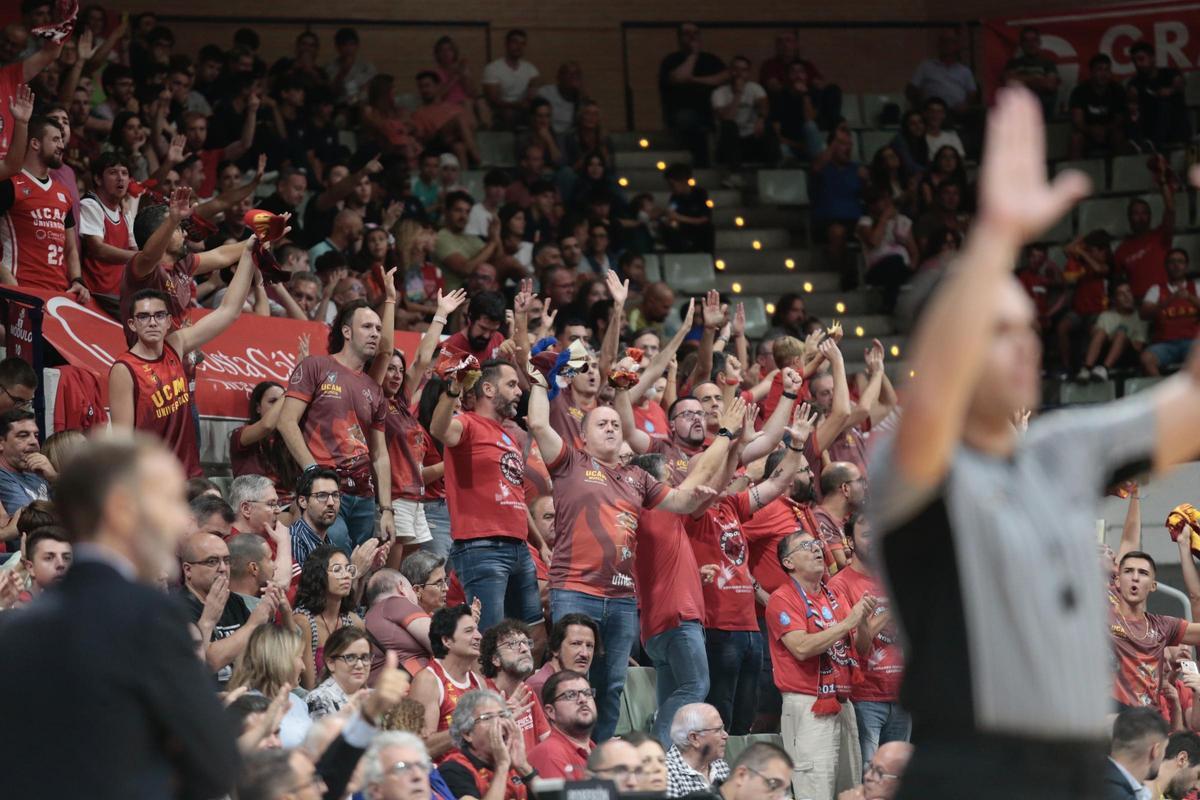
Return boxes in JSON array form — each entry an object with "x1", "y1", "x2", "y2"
[
  {"x1": 503, "y1": 420, "x2": 551, "y2": 501},
  {"x1": 1064, "y1": 254, "x2": 1108, "y2": 316},
  {"x1": 1115, "y1": 228, "x2": 1170, "y2": 300},
  {"x1": 119, "y1": 253, "x2": 200, "y2": 345},
  {"x1": 385, "y1": 394, "x2": 427, "y2": 502},
  {"x1": 112, "y1": 342, "x2": 201, "y2": 477},
  {"x1": 633, "y1": 399, "x2": 669, "y2": 442},
  {"x1": 828, "y1": 567, "x2": 903, "y2": 702},
  {"x1": 766, "y1": 580, "x2": 851, "y2": 695},
  {"x1": 547, "y1": 442, "x2": 668, "y2": 599},
  {"x1": 1144, "y1": 280, "x2": 1200, "y2": 343},
  {"x1": 0, "y1": 171, "x2": 76, "y2": 291},
  {"x1": 635, "y1": 507, "x2": 705, "y2": 643},
  {"x1": 285, "y1": 355, "x2": 387, "y2": 496},
  {"x1": 442, "y1": 329, "x2": 504, "y2": 364},
  {"x1": 648, "y1": 436, "x2": 700, "y2": 486},
  {"x1": 684, "y1": 492, "x2": 758, "y2": 632},
  {"x1": 744, "y1": 497, "x2": 833, "y2": 617},
  {"x1": 1110, "y1": 605, "x2": 1185, "y2": 708},
  {"x1": 79, "y1": 193, "x2": 133, "y2": 295},
  {"x1": 444, "y1": 412, "x2": 527, "y2": 541}
]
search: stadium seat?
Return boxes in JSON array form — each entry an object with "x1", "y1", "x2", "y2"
[
  {"x1": 642, "y1": 253, "x2": 662, "y2": 283},
  {"x1": 725, "y1": 733, "x2": 786, "y2": 766},
  {"x1": 614, "y1": 666, "x2": 657, "y2": 735},
  {"x1": 1055, "y1": 159, "x2": 1106, "y2": 194},
  {"x1": 841, "y1": 94, "x2": 863, "y2": 128},
  {"x1": 858, "y1": 130, "x2": 895, "y2": 162},
  {"x1": 1110, "y1": 155, "x2": 1155, "y2": 193},
  {"x1": 1059, "y1": 380, "x2": 1116, "y2": 405},
  {"x1": 739, "y1": 296, "x2": 768, "y2": 339},
  {"x1": 860, "y1": 93, "x2": 905, "y2": 128},
  {"x1": 757, "y1": 170, "x2": 808, "y2": 205},
  {"x1": 1077, "y1": 197, "x2": 1129, "y2": 237},
  {"x1": 663, "y1": 253, "x2": 717, "y2": 295},
  {"x1": 478, "y1": 131, "x2": 516, "y2": 167}
]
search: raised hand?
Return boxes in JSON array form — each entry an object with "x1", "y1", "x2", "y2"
[
  {"x1": 383, "y1": 266, "x2": 398, "y2": 304},
  {"x1": 699, "y1": 564, "x2": 719, "y2": 584},
  {"x1": 732, "y1": 302, "x2": 746, "y2": 338},
  {"x1": 351, "y1": 538, "x2": 380, "y2": 579},
  {"x1": 724, "y1": 355, "x2": 744, "y2": 386},
  {"x1": 605, "y1": 270, "x2": 629, "y2": 309},
  {"x1": 364, "y1": 157, "x2": 383, "y2": 175},
  {"x1": 297, "y1": 333, "x2": 310, "y2": 361},
  {"x1": 9, "y1": 84, "x2": 33, "y2": 124},
  {"x1": 790, "y1": 401, "x2": 818, "y2": 442},
  {"x1": 782, "y1": 366, "x2": 802, "y2": 394},
  {"x1": 364, "y1": 650, "x2": 412, "y2": 723},
  {"x1": 168, "y1": 187, "x2": 194, "y2": 221},
  {"x1": 77, "y1": 28, "x2": 97, "y2": 61},
  {"x1": 702, "y1": 289, "x2": 725, "y2": 329},
  {"x1": 513, "y1": 279, "x2": 535, "y2": 315},
  {"x1": 255, "y1": 153, "x2": 268, "y2": 180},
  {"x1": 864, "y1": 340, "x2": 884, "y2": 375},
  {"x1": 436, "y1": 287, "x2": 468, "y2": 319},
  {"x1": 680, "y1": 297, "x2": 696, "y2": 331},
  {"x1": 718, "y1": 395, "x2": 747, "y2": 434},
  {"x1": 166, "y1": 134, "x2": 188, "y2": 165},
  {"x1": 817, "y1": 337, "x2": 842, "y2": 365},
  {"x1": 200, "y1": 573, "x2": 230, "y2": 629}
]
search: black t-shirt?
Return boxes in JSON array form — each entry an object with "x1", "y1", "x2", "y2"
[
  {"x1": 769, "y1": 90, "x2": 812, "y2": 141},
  {"x1": 659, "y1": 50, "x2": 726, "y2": 118},
  {"x1": 1069, "y1": 81, "x2": 1126, "y2": 126},
  {"x1": 669, "y1": 187, "x2": 712, "y2": 225},
  {"x1": 181, "y1": 589, "x2": 251, "y2": 685},
  {"x1": 1129, "y1": 68, "x2": 1185, "y2": 112}
]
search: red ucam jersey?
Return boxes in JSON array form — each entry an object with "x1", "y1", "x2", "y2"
[
  {"x1": 0, "y1": 170, "x2": 76, "y2": 291},
  {"x1": 79, "y1": 192, "x2": 133, "y2": 296}
]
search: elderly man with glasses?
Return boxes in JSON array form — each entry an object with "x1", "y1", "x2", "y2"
[
  {"x1": 837, "y1": 741, "x2": 914, "y2": 800},
  {"x1": 228, "y1": 473, "x2": 292, "y2": 584},
  {"x1": 665, "y1": 703, "x2": 731, "y2": 797},
  {"x1": 441, "y1": 688, "x2": 538, "y2": 800}
]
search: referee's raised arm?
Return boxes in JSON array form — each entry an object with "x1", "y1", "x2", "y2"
[{"x1": 893, "y1": 87, "x2": 1091, "y2": 490}]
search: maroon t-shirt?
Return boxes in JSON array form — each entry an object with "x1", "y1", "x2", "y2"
[
  {"x1": 442, "y1": 329, "x2": 504, "y2": 363},
  {"x1": 385, "y1": 395, "x2": 426, "y2": 501},
  {"x1": 365, "y1": 595, "x2": 431, "y2": 680},
  {"x1": 119, "y1": 253, "x2": 199, "y2": 345},
  {"x1": 649, "y1": 436, "x2": 700, "y2": 486},
  {"x1": 285, "y1": 355, "x2": 387, "y2": 497},
  {"x1": 548, "y1": 386, "x2": 592, "y2": 451},
  {"x1": 684, "y1": 492, "x2": 758, "y2": 631}
]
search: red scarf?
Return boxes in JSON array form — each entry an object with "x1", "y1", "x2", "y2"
[{"x1": 792, "y1": 577, "x2": 858, "y2": 715}]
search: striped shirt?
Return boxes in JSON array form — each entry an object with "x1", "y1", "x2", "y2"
[
  {"x1": 870, "y1": 393, "x2": 1155, "y2": 740},
  {"x1": 290, "y1": 517, "x2": 328, "y2": 581}
]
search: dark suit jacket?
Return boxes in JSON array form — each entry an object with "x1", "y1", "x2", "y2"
[
  {"x1": 0, "y1": 557, "x2": 240, "y2": 800},
  {"x1": 1100, "y1": 758, "x2": 1142, "y2": 800}
]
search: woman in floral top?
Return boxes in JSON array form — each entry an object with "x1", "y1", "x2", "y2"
[{"x1": 306, "y1": 626, "x2": 373, "y2": 719}]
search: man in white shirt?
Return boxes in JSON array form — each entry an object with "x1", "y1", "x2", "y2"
[
  {"x1": 483, "y1": 29, "x2": 541, "y2": 130},
  {"x1": 324, "y1": 27, "x2": 377, "y2": 104},
  {"x1": 536, "y1": 61, "x2": 584, "y2": 136},
  {"x1": 712, "y1": 55, "x2": 771, "y2": 170},
  {"x1": 465, "y1": 169, "x2": 511, "y2": 237},
  {"x1": 922, "y1": 97, "x2": 965, "y2": 157}
]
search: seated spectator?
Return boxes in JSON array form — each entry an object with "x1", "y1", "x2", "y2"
[
  {"x1": 712, "y1": 55, "x2": 771, "y2": 171},
  {"x1": 396, "y1": 218, "x2": 444, "y2": 318},
  {"x1": 765, "y1": 293, "x2": 808, "y2": 341},
  {"x1": 661, "y1": 162, "x2": 714, "y2": 253},
  {"x1": 1016, "y1": 244, "x2": 1067, "y2": 335},
  {"x1": 19, "y1": 525, "x2": 71, "y2": 603},
  {"x1": 410, "y1": 150, "x2": 443, "y2": 215},
  {"x1": 1128, "y1": 41, "x2": 1190, "y2": 148},
  {"x1": 307, "y1": 626, "x2": 372, "y2": 719},
  {"x1": 917, "y1": 145, "x2": 967, "y2": 215},
  {"x1": 562, "y1": 100, "x2": 614, "y2": 176},
  {"x1": 526, "y1": 180, "x2": 561, "y2": 245},
  {"x1": 432, "y1": 35, "x2": 485, "y2": 125},
  {"x1": 890, "y1": 110, "x2": 930, "y2": 177},
  {"x1": 230, "y1": 381, "x2": 301, "y2": 510},
  {"x1": 292, "y1": 544, "x2": 364, "y2": 689},
  {"x1": 1078, "y1": 280, "x2": 1147, "y2": 382},
  {"x1": 1056, "y1": 230, "x2": 1113, "y2": 377},
  {"x1": 308, "y1": 208, "x2": 365, "y2": 265},
  {"x1": 289, "y1": 467, "x2": 348, "y2": 578},
  {"x1": 325, "y1": 27, "x2": 377, "y2": 104},
  {"x1": 413, "y1": 70, "x2": 481, "y2": 167},
  {"x1": 659, "y1": 22, "x2": 728, "y2": 168},
  {"x1": 411, "y1": 604, "x2": 488, "y2": 759},
  {"x1": 188, "y1": 479, "x2": 223, "y2": 504},
  {"x1": 621, "y1": 731, "x2": 669, "y2": 793},
  {"x1": 1115, "y1": 178, "x2": 1177, "y2": 301},
  {"x1": 869, "y1": 145, "x2": 918, "y2": 219},
  {"x1": 365, "y1": 568, "x2": 433, "y2": 678},
  {"x1": 1140, "y1": 248, "x2": 1200, "y2": 376},
  {"x1": 1106, "y1": 708, "x2": 1170, "y2": 799},
  {"x1": 0, "y1": 409, "x2": 52, "y2": 514},
  {"x1": 400, "y1": 551, "x2": 451, "y2": 615},
  {"x1": 87, "y1": 63, "x2": 137, "y2": 136},
  {"x1": 483, "y1": 28, "x2": 541, "y2": 130},
  {"x1": 913, "y1": 181, "x2": 969, "y2": 256},
  {"x1": 442, "y1": 688, "x2": 536, "y2": 799},
  {"x1": 1069, "y1": 53, "x2": 1128, "y2": 159},
  {"x1": 528, "y1": 669, "x2": 597, "y2": 780},
  {"x1": 906, "y1": 29, "x2": 978, "y2": 116},
  {"x1": 227, "y1": 533, "x2": 275, "y2": 609},
  {"x1": 0, "y1": 357, "x2": 36, "y2": 415},
  {"x1": 588, "y1": 738, "x2": 643, "y2": 793},
  {"x1": 227, "y1": 474, "x2": 290, "y2": 562},
  {"x1": 191, "y1": 494, "x2": 235, "y2": 539},
  {"x1": 361, "y1": 73, "x2": 421, "y2": 164},
  {"x1": 1002, "y1": 26, "x2": 1061, "y2": 119},
  {"x1": 507, "y1": 142, "x2": 552, "y2": 208},
  {"x1": 1144, "y1": 732, "x2": 1200, "y2": 800},
  {"x1": 495, "y1": 204, "x2": 535, "y2": 280},
  {"x1": 584, "y1": 220, "x2": 615, "y2": 274},
  {"x1": 921, "y1": 97, "x2": 964, "y2": 158},
  {"x1": 358, "y1": 731, "x2": 438, "y2": 800},
  {"x1": 627, "y1": 281, "x2": 678, "y2": 339},
  {"x1": 467, "y1": 262, "x2": 501, "y2": 296},
  {"x1": 536, "y1": 61, "x2": 584, "y2": 136},
  {"x1": 527, "y1": 613, "x2": 600, "y2": 700},
  {"x1": 226, "y1": 624, "x2": 311, "y2": 748},
  {"x1": 836, "y1": 742, "x2": 914, "y2": 800},
  {"x1": 665, "y1": 703, "x2": 731, "y2": 797},
  {"x1": 770, "y1": 59, "x2": 823, "y2": 165},
  {"x1": 857, "y1": 186, "x2": 917, "y2": 313},
  {"x1": 480, "y1": 620, "x2": 551, "y2": 752},
  {"x1": 760, "y1": 32, "x2": 841, "y2": 131},
  {"x1": 435, "y1": 190, "x2": 500, "y2": 292},
  {"x1": 467, "y1": 169, "x2": 511, "y2": 237},
  {"x1": 521, "y1": 98, "x2": 564, "y2": 168},
  {"x1": 810, "y1": 127, "x2": 867, "y2": 278},
  {"x1": 567, "y1": 151, "x2": 625, "y2": 217}
]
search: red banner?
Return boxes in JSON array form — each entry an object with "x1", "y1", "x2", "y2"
[
  {"x1": 12, "y1": 288, "x2": 421, "y2": 420},
  {"x1": 983, "y1": 2, "x2": 1200, "y2": 100}
]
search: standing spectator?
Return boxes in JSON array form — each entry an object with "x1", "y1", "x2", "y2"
[
  {"x1": 921, "y1": 98, "x2": 965, "y2": 158},
  {"x1": 768, "y1": 530, "x2": 873, "y2": 800},
  {"x1": 906, "y1": 29, "x2": 978, "y2": 115},
  {"x1": 828, "y1": 515, "x2": 909, "y2": 771},
  {"x1": 278, "y1": 298, "x2": 396, "y2": 546},
  {"x1": 257, "y1": 166, "x2": 309, "y2": 239},
  {"x1": 1056, "y1": 230, "x2": 1112, "y2": 378},
  {"x1": 0, "y1": 22, "x2": 62, "y2": 157},
  {"x1": 661, "y1": 163, "x2": 714, "y2": 253},
  {"x1": 536, "y1": 61, "x2": 584, "y2": 136},
  {"x1": 441, "y1": 688, "x2": 537, "y2": 800},
  {"x1": 659, "y1": 23, "x2": 728, "y2": 168},
  {"x1": 180, "y1": 105, "x2": 258, "y2": 199},
  {"x1": 526, "y1": 613, "x2": 599, "y2": 700},
  {"x1": 480, "y1": 619, "x2": 552, "y2": 752},
  {"x1": 529, "y1": 669, "x2": 597, "y2": 780},
  {"x1": 811, "y1": 462, "x2": 864, "y2": 569},
  {"x1": 86, "y1": 63, "x2": 138, "y2": 138},
  {"x1": 1003, "y1": 27, "x2": 1061, "y2": 119},
  {"x1": 1139, "y1": 249, "x2": 1200, "y2": 376},
  {"x1": 665, "y1": 703, "x2": 731, "y2": 797},
  {"x1": 1115, "y1": 178, "x2": 1176, "y2": 302},
  {"x1": 1128, "y1": 41, "x2": 1190, "y2": 148},
  {"x1": 770, "y1": 60, "x2": 825, "y2": 163},
  {"x1": 306, "y1": 626, "x2": 373, "y2": 719},
  {"x1": 0, "y1": 115, "x2": 89, "y2": 300},
  {"x1": 230, "y1": 381, "x2": 302, "y2": 511},
  {"x1": 308, "y1": 208, "x2": 365, "y2": 265},
  {"x1": 79, "y1": 151, "x2": 135, "y2": 296},
  {"x1": 483, "y1": 29, "x2": 541, "y2": 131},
  {"x1": 365, "y1": 568, "x2": 433, "y2": 677},
  {"x1": 0, "y1": 439, "x2": 239, "y2": 799},
  {"x1": 759, "y1": 32, "x2": 841, "y2": 131},
  {"x1": 1079, "y1": 280, "x2": 1148, "y2": 382},
  {"x1": 292, "y1": 544, "x2": 364, "y2": 690},
  {"x1": 1069, "y1": 54, "x2": 1128, "y2": 159},
  {"x1": 325, "y1": 28, "x2": 377, "y2": 105},
  {"x1": 0, "y1": 409, "x2": 52, "y2": 514},
  {"x1": 1104, "y1": 708, "x2": 1170, "y2": 800},
  {"x1": 712, "y1": 56, "x2": 772, "y2": 171},
  {"x1": 410, "y1": 604, "x2": 488, "y2": 759},
  {"x1": 435, "y1": 190, "x2": 501, "y2": 292},
  {"x1": 810, "y1": 127, "x2": 867, "y2": 281}
]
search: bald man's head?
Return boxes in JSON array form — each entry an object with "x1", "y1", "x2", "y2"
[{"x1": 864, "y1": 742, "x2": 914, "y2": 800}]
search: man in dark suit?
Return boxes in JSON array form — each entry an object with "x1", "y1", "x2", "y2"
[
  {"x1": 0, "y1": 436, "x2": 240, "y2": 800},
  {"x1": 1103, "y1": 707, "x2": 1169, "y2": 800}
]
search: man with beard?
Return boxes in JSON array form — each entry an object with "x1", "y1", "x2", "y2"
[
  {"x1": 812, "y1": 462, "x2": 864, "y2": 570},
  {"x1": 442, "y1": 290, "x2": 506, "y2": 363},
  {"x1": 280, "y1": 299, "x2": 396, "y2": 547},
  {"x1": 1105, "y1": 708, "x2": 1169, "y2": 800},
  {"x1": 768, "y1": 529, "x2": 875, "y2": 800},
  {"x1": 1144, "y1": 733, "x2": 1200, "y2": 800},
  {"x1": 79, "y1": 151, "x2": 136, "y2": 297},
  {"x1": 289, "y1": 467, "x2": 345, "y2": 579},
  {"x1": 0, "y1": 116, "x2": 90, "y2": 302},
  {"x1": 527, "y1": 614, "x2": 599, "y2": 700},
  {"x1": 807, "y1": 340, "x2": 894, "y2": 487},
  {"x1": 431, "y1": 360, "x2": 541, "y2": 634},
  {"x1": 530, "y1": 669, "x2": 597, "y2": 780},
  {"x1": 480, "y1": 619, "x2": 551, "y2": 753}
]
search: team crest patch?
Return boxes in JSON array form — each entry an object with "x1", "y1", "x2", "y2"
[
  {"x1": 779, "y1": 611, "x2": 791, "y2": 626},
  {"x1": 20, "y1": 187, "x2": 30, "y2": 197},
  {"x1": 56, "y1": 192, "x2": 66, "y2": 203}
]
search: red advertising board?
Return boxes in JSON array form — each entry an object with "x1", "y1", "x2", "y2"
[
  {"x1": 12, "y1": 288, "x2": 421, "y2": 420},
  {"x1": 982, "y1": 2, "x2": 1200, "y2": 98}
]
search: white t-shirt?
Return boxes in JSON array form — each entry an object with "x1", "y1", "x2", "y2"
[
  {"x1": 926, "y1": 129, "x2": 965, "y2": 157},
  {"x1": 78, "y1": 195, "x2": 134, "y2": 239},
  {"x1": 1143, "y1": 280, "x2": 1200, "y2": 305},
  {"x1": 857, "y1": 213, "x2": 914, "y2": 267},
  {"x1": 482, "y1": 59, "x2": 540, "y2": 104},
  {"x1": 711, "y1": 82, "x2": 768, "y2": 137},
  {"x1": 535, "y1": 84, "x2": 577, "y2": 135},
  {"x1": 465, "y1": 202, "x2": 495, "y2": 237}
]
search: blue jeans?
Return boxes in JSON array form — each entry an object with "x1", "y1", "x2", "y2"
[
  {"x1": 854, "y1": 700, "x2": 912, "y2": 770},
  {"x1": 705, "y1": 628, "x2": 762, "y2": 735},
  {"x1": 551, "y1": 589, "x2": 639, "y2": 742},
  {"x1": 335, "y1": 493, "x2": 377, "y2": 548},
  {"x1": 644, "y1": 620, "x2": 710, "y2": 745},
  {"x1": 450, "y1": 538, "x2": 543, "y2": 630},
  {"x1": 758, "y1": 614, "x2": 782, "y2": 716},
  {"x1": 421, "y1": 499, "x2": 452, "y2": 560}
]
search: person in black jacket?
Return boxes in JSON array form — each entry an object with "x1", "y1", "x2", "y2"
[
  {"x1": 0, "y1": 434, "x2": 240, "y2": 800},
  {"x1": 1103, "y1": 707, "x2": 1169, "y2": 800}
]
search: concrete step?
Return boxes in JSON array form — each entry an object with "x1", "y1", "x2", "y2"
[
  {"x1": 740, "y1": 290, "x2": 884, "y2": 316},
  {"x1": 613, "y1": 150, "x2": 691, "y2": 169},
  {"x1": 714, "y1": 228, "x2": 792, "y2": 250},
  {"x1": 649, "y1": 189, "x2": 743, "y2": 208},
  {"x1": 713, "y1": 206, "x2": 800, "y2": 228},
  {"x1": 619, "y1": 167, "x2": 724, "y2": 191},
  {"x1": 713, "y1": 249, "x2": 822, "y2": 273},
  {"x1": 613, "y1": 130, "x2": 680, "y2": 150},
  {"x1": 714, "y1": 272, "x2": 844, "y2": 296}
]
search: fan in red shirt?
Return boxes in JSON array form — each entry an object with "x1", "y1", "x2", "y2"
[
  {"x1": 528, "y1": 669, "x2": 597, "y2": 781},
  {"x1": 0, "y1": 113, "x2": 89, "y2": 302},
  {"x1": 78, "y1": 151, "x2": 135, "y2": 296},
  {"x1": 1139, "y1": 249, "x2": 1200, "y2": 376},
  {"x1": 0, "y1": 34, "x2": 64, "y2": 159},
  {"x1": 109, "y1": 239, "x2": 260, "y2": 477},
  {"x1": 1055, "y1": 230, "x2": 1111, "y2": 374},
  {"x1": 827, "y1": 514, "x2": 909, "y2": 765},
  {"x1": 410, "y1": 604, "x2": 488, "y2": 761},
  {"x1": 527, "y1": 362, "x2": 718, "y2": 742},
  {"x1": 1016, "y1": 244, "x2": 1067, "y2": 330},
  {"x1": 1114, "y1": 185, "x2": 1175, "y2": 301},
  {"x1": 441, "y1": 290, "x2": 506, "y2": 362},
  {"x1": 478, "y1": 620, "x2": 551, "y2": 754},
  {"x1": 180, "y1": 106, "x2": 257, "y2": 199}
]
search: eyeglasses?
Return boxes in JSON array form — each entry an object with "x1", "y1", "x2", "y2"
[
  {"x1": 475, "y1": 709, "x2": 514, "y2": 724},
  {"x1": 745, "y1": 766, "x2": 792, "y2": 798},
  {"x1": 387, "y1": 759, "x2": 432, "y2": 776},
  {"x1": 186, "y1": 556, "x2": 231, "y2": 568},
  {"x1": 592, "y1": 764, "x2": 645, "y2": 779},
  {"x1": 309, "y1": 491, "x2": 341, "y2": 503},
  {"x1": 328, "y1": 563, "x2": 359, "y2": 577},
  {"x1": 331, "y1": 653, "x2": 370, "y2": 665},
  {"x1": 690, "y1": 725, "x2": 726, "y2": 737},
  {"x1": 553, "y1": 687, "x2": 598, "y2": 703},
  {"x1": 0, "y1": 386, "x2": 33, "y2": 410},
  {"x1": 499, "y1": 638, "x2": 533, "y2": 652},
  {"x1": 252, "y1": 499, "x2": 283, "y2": 510},
  {"x1": 133, "y1": 310, "x2": 170, "y2": 323},
  {"x1": 865, "y1": 764, "x2": 901, "y2": 782},
  {"x1": 670, "y1": 410, "x2": 703, "y2": 421},
  {"x1": 782, "y1": 539, "x2": 822, "y2": 560},
  {"x1": 417, "y1": 578, "x2": 448, "y2": 589}
]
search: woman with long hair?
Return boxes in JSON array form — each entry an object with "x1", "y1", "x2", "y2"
[
  {"x1": 229, "y1": 380, "x2": 301, "y2": 514},
  {"x1": 361, "y1": 74, "x2": 420, "y2": 166},
  {"x1": 869, "y1": 144, "x2": 918, "y2": 218},
  {"x1": 291, "y1": 545, "x2": 363, "y2": 689},
  {"x1": 918, "y1": 145, "x2": 969, "y2": 214},
  {"x1": 227, "y1": 624, "x2": 311, "y2": 747},
  {"x1": 305, "y1": 626, "x2": 373, "y2": 719},
  {"x1": 104, "y1": 110, "x2": 154, "y2": 181},
  {"x1": 568, "y1": 150, "x2": 626, "y2": 215},
  {"x1": 890, "y1": 110, "x2": 929, "y2": 177},
  {"x1": 563, "y1": 100, "x2": 613, "y2": 171}
]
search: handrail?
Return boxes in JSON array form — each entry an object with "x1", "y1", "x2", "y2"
[{"x1": 1158, "y1": 583, "x2": 1193, "y2": 623}]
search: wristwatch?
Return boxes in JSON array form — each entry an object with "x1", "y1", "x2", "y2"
[{"x1": 717, "y1": 427, "x2": 736, "y2": 440}]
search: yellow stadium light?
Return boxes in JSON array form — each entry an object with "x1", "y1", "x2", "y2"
[
  {"x1": 890, "y1": 345, "x2": 900, "y2": 357},
  {"x1": 688, "y1": 178, "x2": 696, "y2": 187},
  {"x1": 639, "y1": 138, "x2": 650, "y2": 148},
  {"x1": 715, "y1": 259, "x2": 726, "y2": 270},
  {"x1": 909, "y1": 369, "x2": 916, "y2": 378},
  {"x1": 752, "y1": 240, "x2": 762, "y2": 250},
  {"x1": 735, "y1": 216, "x2": 745, "y2": 227},
  {"x1": 835, "y1": 301, "x2": 846, "y2": 314},
  {"x1": 618, "y1": 177, "x2": 629, "y2": 187},
  {"x1": 784, "y1": 258, "x2": 795, "y2": 269},
  {"x1": 731, "y1": 282, "x2": 743, "y2": 293},
  {"x1": 854, "y1": 325, "x2": 865, "y2": 337},
  {"x1": 802, "y1": 282, "x2": 813, "y2": 293},
  {"x1": 656, "y1": 161, "x2": 667, "y2": 171},
  {"x1": 705, "y1": 199, "x2": 714, "y2": 208},
  {"x1": 765, "y1": 303, "x2": 776, "y2": 314}
]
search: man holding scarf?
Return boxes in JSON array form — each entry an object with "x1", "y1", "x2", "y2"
[{"x1": 767, "y1": 529, "x2": 876, "y2": 800}]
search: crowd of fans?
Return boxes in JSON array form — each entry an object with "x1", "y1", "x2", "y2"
[{"x1": 0, "y1": 3, "x2": 1199, "y2": 800}]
